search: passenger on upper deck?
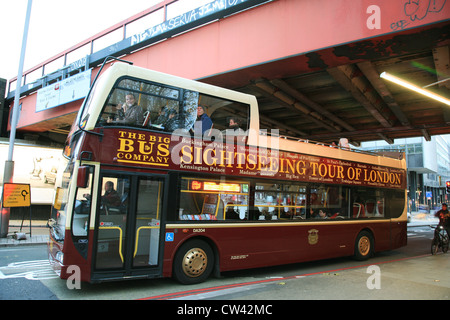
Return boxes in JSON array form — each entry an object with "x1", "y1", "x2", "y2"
[
  {"x1": 154, "y1": 106, "x2": 179, "y2": 131},
  {"x1": 107, "y1": 93, "x2": 144, "y2": 126},
  {"x1": 227, "y1": 116, "x2": 245, "y2": 135},
  {"x1": 193, "y1": 105, "x2": 212, "y2": 135},
  {"x1": 339, "y1": 138, "x2": 350, "y2": 150}
]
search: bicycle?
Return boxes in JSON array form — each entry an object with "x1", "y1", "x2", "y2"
[{"x1": 431, "y1": 225, "x2": 449, "y2": 255}]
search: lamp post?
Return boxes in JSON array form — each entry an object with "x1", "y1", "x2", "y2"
[{"x1": 1, "y1": 0, "x2": 33, "y2": 238}]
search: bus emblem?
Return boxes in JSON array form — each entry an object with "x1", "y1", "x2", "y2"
[{"x1": 308, "y1": 229, "x2": 319, "y2": 245}]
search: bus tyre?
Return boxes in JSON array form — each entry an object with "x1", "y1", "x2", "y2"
[
  {"x1": 173, "y1": 239, "x2": 214, "y2": 285},
  {"x1": 354, "y1": 231, "x2": 374, "y2": 261}
]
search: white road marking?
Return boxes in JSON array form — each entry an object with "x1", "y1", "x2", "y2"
[{"x1": 0, "y1": 260, "x2": 59, "y2": 280}]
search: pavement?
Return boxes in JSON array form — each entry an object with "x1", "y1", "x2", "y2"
[
  {"x1": 0, "y1": 220, "x2": 49, "y2": 247},
  {"x1": 0, "y1": 212, "x2": 440, "y2": 247}
]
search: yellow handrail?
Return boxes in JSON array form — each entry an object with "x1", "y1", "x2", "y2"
[
  {"x1": 134, "y1": 226, "x2": 159, "y2": 258},
  {"x1": 99, "y1": 226, "x2": 124, "y2": 263}
]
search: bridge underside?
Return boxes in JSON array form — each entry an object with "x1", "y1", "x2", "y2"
[
  {"x1": 6, "y1": 0, "x2": 450, "y2": 146},
  {"x1": 206, "y1": 21, "x2": 450, "y2": 145}
]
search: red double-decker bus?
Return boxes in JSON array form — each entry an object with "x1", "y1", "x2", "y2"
[{"x1": 47, "y1": 62, "x2": 407, "y2": 284}]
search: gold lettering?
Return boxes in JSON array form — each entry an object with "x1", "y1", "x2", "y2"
[
  {"x1": 180, "y1": 145, "x2": 193, "y2": 164},
  {"x1": 194, "y1": 146, "x2": 202, "y2": 165},
  {"x1": 355, "y1": 168, "x2": 362, "y2": 181},
  {"x1": 157, "y1": 143, "x2": 170, "y2": 157},
  {"x1": 348, "y1": 167, "x2": 355, "y2": 180},
  {"x1": 311, "y1": 162, "x2": 319, "y2": 176},
  {"x1": 285, "y1": 159, "x2": 295, "y2": 174},
  {"x1": 296, "y1": 160, "x2": 306, "y2": 175},
  {"x1": 327, "y1": 164, "x2": 336, "y2": 178},
  {"x1": 204, "y1": 148, "x2": 217, "y2": 166},
  {"x1": 337, "y1": 166, "x2": 344, "y2": 179},
  {"x1": 258, "y1": 155, "x2": 268, "y2": 171},
  {"x1": 318, "y1": 163, "x2": 327, "y2": 177},
  {"x1": 235, "y1": 152, "x2": 245, "y2": 168},
  {"x1": 246, "y1": 153, "x2": 257, "y2": 170},
  {"x1": 224, "y1": 151, "x2": 235, "y2": 168},
  {"x1": 138, "y1": 141, "x2": 154, "y2": 155},
  {"x1": 118, "y1": 138, "x2": 134, "y2": 152},
  {"x1": 269, "y1": 157, "x2": 279, "y2": 172}
]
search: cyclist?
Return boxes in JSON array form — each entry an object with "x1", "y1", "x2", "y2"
[{"x1": 434, "y1": 203, "x2": 450, "y2": 237}]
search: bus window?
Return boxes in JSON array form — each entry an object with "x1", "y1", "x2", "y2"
[
  {"x1": 280, "y1": 184, "x2": 307, "y2": 220},
  {"x1": 95, "y1": 175, "x2": 130, "y2": 270},
  {"x1": 320, "y1": 186, "x2": 350, "y2": 220},
  {"x1": 98, "y1": 177, "x2": 128, "y2": 215},
  {"x1": 254, "y1": 183, "x2": 277, "y2": 220},
  {"x1": 253, "y1": 182, "x2": 307, "y2": 220},
  {"x1": 178, "y1": 177, "x2": 249, "y2": 221},
  {"x1": 96, "y1": 77, "x2": 251, "y2": 139},
  {"x1": 134, "y1": 177, "x2": 164, "y2": 267},
  {"x1": 98, "y1": 78, "x2": 184, "y2": 131},
  {"x1": 351, "y1": 188, "x2": 385, "y2": 218},
  {"x1": 49, "y1": 161, "x2": 73, "y2": 241},
  {"x1": 306, "y1": 185, "x2": 353, "y2": 220},
  {"x1": 197, "y1": 94, "x2": 250, "y2": 142},
  {"x1": 72, "y1": 165, "x2": 94, "y2": 237},
  {"x1": 385, "y1": 189, "x2": 405, "y2": 219}
]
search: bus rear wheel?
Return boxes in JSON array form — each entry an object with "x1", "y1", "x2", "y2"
[
  {"x1": 354, "y1": 231, "x2": 374, "y2": 261},
  {"x1": 173, "y1": 239, "x2": 214, "y2": 285}
]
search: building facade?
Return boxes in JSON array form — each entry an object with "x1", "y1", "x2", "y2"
[{"x1": 361, "y1": 136, "x2": 450, "y2": 212}]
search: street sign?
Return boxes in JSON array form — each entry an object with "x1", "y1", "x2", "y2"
[{"x1": 2, "y1": 183, "x2": 31, "y2": 208}]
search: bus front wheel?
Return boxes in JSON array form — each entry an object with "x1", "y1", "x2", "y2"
[
  {"x1": 173, "y1": 239, "x2": 214, "y2": 285},
  {"x1": 354, "y1": 231, "x2": 374, "y2": 261}
]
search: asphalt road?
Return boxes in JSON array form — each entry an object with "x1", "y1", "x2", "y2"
[{"x1": 0, "y1": 225, "x2": 448, "y2": 301}]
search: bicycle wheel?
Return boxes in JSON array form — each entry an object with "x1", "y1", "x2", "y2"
[
  {"x1": 442, "y1": 234, "x2": 449, "y2": 253},
  {"x1": 431, "y1": 238, "x2": 439, "y2": 255}
]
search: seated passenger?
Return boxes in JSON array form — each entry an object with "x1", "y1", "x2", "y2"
[
  {"x1": 154, "y1": 106, "x2": 179, "y2": 131},
  {"x1": 317, "y1": 209, "x2": 329, "y2": 219},
  {"x1": 107, "y1": 94, "x2": 144, "y2": 126},
  {"x1": 225, "y1": 203, "x2": 240, "y2": 219}
]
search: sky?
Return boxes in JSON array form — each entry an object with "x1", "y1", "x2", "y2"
[{"x1": 0, "y1": 0, "x2": 161, "y2": 82}]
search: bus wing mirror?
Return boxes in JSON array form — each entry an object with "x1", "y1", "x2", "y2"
[{"x1": 77, "y1": 166, "x2": 89, "y2": 188}]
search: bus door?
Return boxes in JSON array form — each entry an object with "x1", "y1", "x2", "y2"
[{"x1": 92, "y1": 172, "x2": 166, "y2": 280}]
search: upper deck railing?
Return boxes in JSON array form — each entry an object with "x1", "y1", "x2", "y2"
[
  {"x1": 266, "y1": 131, "x2": 405, "y2": 160},
  {"x1": 6, "y1": 0, "x2": 272, "y2": 100}
]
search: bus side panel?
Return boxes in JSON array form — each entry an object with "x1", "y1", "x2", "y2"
[
  {"x1": 210, "y1": 224, "x2": 354, "y2": 272},
  {"x1": 390, "y1": 221, "x2": 407, "y2": 249},
  {"x1": 163, "y1": 222, "x2": 395, "y2": 275},
  {"x1": 58, "y1": 230, "x2": 92, "y2": 282},
  {"x1": 365, "y1": 222, "x2": 391, "y2": 253}
]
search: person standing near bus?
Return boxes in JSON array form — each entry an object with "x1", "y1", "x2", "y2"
[{"x1": 108, "y1": 93, "x2": 144, "y2": 126}]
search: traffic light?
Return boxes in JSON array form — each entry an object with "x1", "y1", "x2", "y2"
[{"x1": 446, "y1": 181, "x2": 450, "y2": 193}]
